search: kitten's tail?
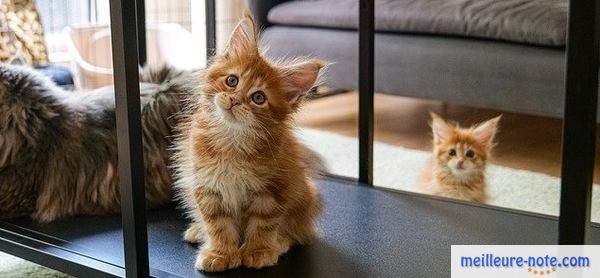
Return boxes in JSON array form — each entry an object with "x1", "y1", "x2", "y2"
[
  {"x1": 139, "y1": 64, "x2": 181, "y2": 84},
  {"x1": 138, "y1": 64, "x2": 200, "y2": 95},
  {"x1": 137, "y1": 64, "x2": 201, "y2": 130},
  {"x1": 300, "y1": 144, "x2": 328, "y2": 178}
]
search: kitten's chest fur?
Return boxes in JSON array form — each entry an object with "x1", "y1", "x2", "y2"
[
  {"x1": 194, "y1": 155, "x2": 263, "y2": 212},
  {"x1": 189, "y1": 126, "x2": 275, "y2": 213},
  {"x1": 419, "y1": 160, "x2": 488, "y2": 203}
]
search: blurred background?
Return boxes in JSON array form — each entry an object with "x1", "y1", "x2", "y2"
[{"x1": 1, "y1": 0, "x2": 244, "y2": 91}]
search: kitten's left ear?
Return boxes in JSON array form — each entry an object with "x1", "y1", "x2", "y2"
[
  {"x1": 225, "y1": 9, "x2": 258, "y2": 56},
  {"x1": 430, "y1": 112, "x2": 453, "y2": 144},
  {"x1": 281, "y1": 59, "x2": 327, "y2": 105},
  {"x1": 473, "y1": 115, "x2": 502, "y2": 147}
]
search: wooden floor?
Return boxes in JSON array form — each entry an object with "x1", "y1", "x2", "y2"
[{"x1": 296, "y1": 91, "x2": 600, "y2": 183}]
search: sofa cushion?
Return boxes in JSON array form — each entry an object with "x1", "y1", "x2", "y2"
[
  {"x1": 262, "y1": 26, "x2": 567, "y2": 119},
  {"x1": 267, "y1": 0, "x2": 568, "y2": 47}
]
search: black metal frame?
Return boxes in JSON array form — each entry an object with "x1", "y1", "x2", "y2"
[
  {"x1": 558, "y1": 0, "x2": 599, "y2": 244},
  {"x1": 0, "y1": 221, "x2": 124, "y2": 278},
  {"x1": 358, "y1": 0, "x2": 374, "y2": 185},
  {"x1": 110, "y1": 0, "x2": 149, "y2": 277},
  {"x1": 0, "y1": 0, "x2": 597, "y2": 276},
  {"x1": 136, "y1": 0, "x2": 147, "y2": 66},
  {"x1": 205, "y1": 0, "x2": 216, "y2": 59}
]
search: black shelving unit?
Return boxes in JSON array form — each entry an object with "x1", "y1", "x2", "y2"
[{"x1": 1, "y1": 0, "x2": 599, "y2": 277}]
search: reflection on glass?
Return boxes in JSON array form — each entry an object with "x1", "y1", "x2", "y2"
[
  {"x1": 417, "y1": 113, "x2": 501, "y2": 204},
  {"x1": 372, "y1": 97, "x2": 575, "y2": 219}
]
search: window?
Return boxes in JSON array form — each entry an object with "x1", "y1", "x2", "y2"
[{"x1": 37, "y1": 0, "x2": 97, "y2": 33}]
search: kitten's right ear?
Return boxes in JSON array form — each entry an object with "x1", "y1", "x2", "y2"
[
  {"x1": 473, "y1": 115, "x2": 502, "y2": 148},
  {"x1": 430, "y1": 112, "x2": 453, "y2": 144},
  {"x1": 281, "y1": 59, "x2": 327, "y2": 105},
  {"x1": 225, "y1": 10, "x2": 258, "y2": 56}
]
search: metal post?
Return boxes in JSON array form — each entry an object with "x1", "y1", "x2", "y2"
[
  {"x1": 206, "y1": 0, "x2": 216, "y2": 59},
  {"x1": 136, "y1": 0, "x2": 147, "y2": 66},
  {"x1": 109, "y1": 0, "x2": 150, "y2": 276},
  {"x1": 358, "y1": 0, "x2": 374, "y2": 185},
  {"x1": 558, "y1": 0, "x2": 599, "y2": 244}
]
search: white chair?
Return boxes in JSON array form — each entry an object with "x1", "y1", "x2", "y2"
[{"x1": 65, "y1": 23, "x2": 203, "y2": 90}]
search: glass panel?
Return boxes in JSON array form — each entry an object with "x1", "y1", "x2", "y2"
[
  {"x1": 296, "y1": 91, "x2": 359, "y2": 179},
  {"x1": 371, "y1": 3, "x2": 567, "y2": 221},
  {"x1": 0, "y1": 0, "x2": 131, "y2": 273},
  {"x1": 272, "y1": 29, "x2": 359, "y2": 179},
  {"x1": 0, "y1": 0, "x2": 206, "y2": 273}
]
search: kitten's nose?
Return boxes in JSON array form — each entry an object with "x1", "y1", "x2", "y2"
[
  {"x1": 229, "y1": 96, "x2": 241, "y2": 108},
  {"x1": 457, "y1": 160, "x2": 465, "y2": 168}
]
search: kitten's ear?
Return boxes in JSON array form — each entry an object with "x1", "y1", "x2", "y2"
[
  {"x1": 281, "y1": 59, "x2": 327, "y2": 105},
  {"x1": 473, "y1": 115, "x2": 502, "y2": 148},
  {"x1": 225, "y1": 10, "x2": 258, "y2": 56},
  {"x1": 430, "y1": 112, "x2": 453, "y2": 144}
]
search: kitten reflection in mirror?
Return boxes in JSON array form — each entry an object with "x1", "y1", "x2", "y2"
[{"x1": 419, "y1": 113, "x2": 501, "y2": 203}]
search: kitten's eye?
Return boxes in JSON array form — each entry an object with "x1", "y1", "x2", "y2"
[
  {"x1": 465, "y1": 150, "x2": 475, "y2": 158},
  {"x1": 251, "y1": 91, "x2": 267, "y2": 105},
  {"x1": 225, "y1": 75, "x2": 238, "y2": 87},
  {"x1": 448, "y1": 149, "x2": 457, "y2": 156}
]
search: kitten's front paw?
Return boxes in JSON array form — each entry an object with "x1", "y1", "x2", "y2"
[
  {"x1": 241, "y1": 248, "x2": 279, "y2": 269},
  {"x1": 183, "y1": 223, "x2": 204, "y2": 243},
  {"x1": 195, "y1": 250, "x2": 241, "y2": 272}
]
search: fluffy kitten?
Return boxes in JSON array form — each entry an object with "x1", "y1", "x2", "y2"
[
  {"x1": 0, "y1": 64, "x2": 193, "y2": 222},
  {"x1": 419, "y1": 113, "x2": 501, "y2": 203},
  {"x1": 173, "y1": 13, "x2": 325, "y2": 272}
]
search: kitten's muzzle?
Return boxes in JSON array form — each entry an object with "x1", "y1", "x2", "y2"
[{"x1": 227, "y1": 96, "x2": 242, "y2": 110}]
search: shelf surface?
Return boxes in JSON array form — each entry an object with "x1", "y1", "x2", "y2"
[{"x1": 1, "y1": 177, "x2": 600, "y2": 277}]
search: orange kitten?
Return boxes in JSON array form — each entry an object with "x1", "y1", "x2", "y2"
[
  {"x1": 173, "y1": 12, "x2": 325, "y2": 272},
  {"x1": 419, "y1": 113, "x2": 501, "y2": 203}
]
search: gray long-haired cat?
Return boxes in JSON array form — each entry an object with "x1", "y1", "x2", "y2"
[{"x1": 0, "y1": 64, "x2": 195, "y2": 222}]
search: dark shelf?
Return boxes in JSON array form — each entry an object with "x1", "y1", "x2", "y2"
[{"x1": 2, "y1": 177, "x2": 599, "y2": 277}]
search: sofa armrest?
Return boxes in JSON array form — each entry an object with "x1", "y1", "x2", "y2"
[{"x1": 245, "y1": 0, "x2": 291, "y2": 28}]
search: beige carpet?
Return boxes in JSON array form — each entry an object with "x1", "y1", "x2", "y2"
[{"x1": 0, "y1": 252, "x2": 70, "y2": 277}]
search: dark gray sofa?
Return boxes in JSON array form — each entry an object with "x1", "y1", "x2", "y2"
[{"x1": 246, "y1": 0, "x2": 576, "y2": 119}]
